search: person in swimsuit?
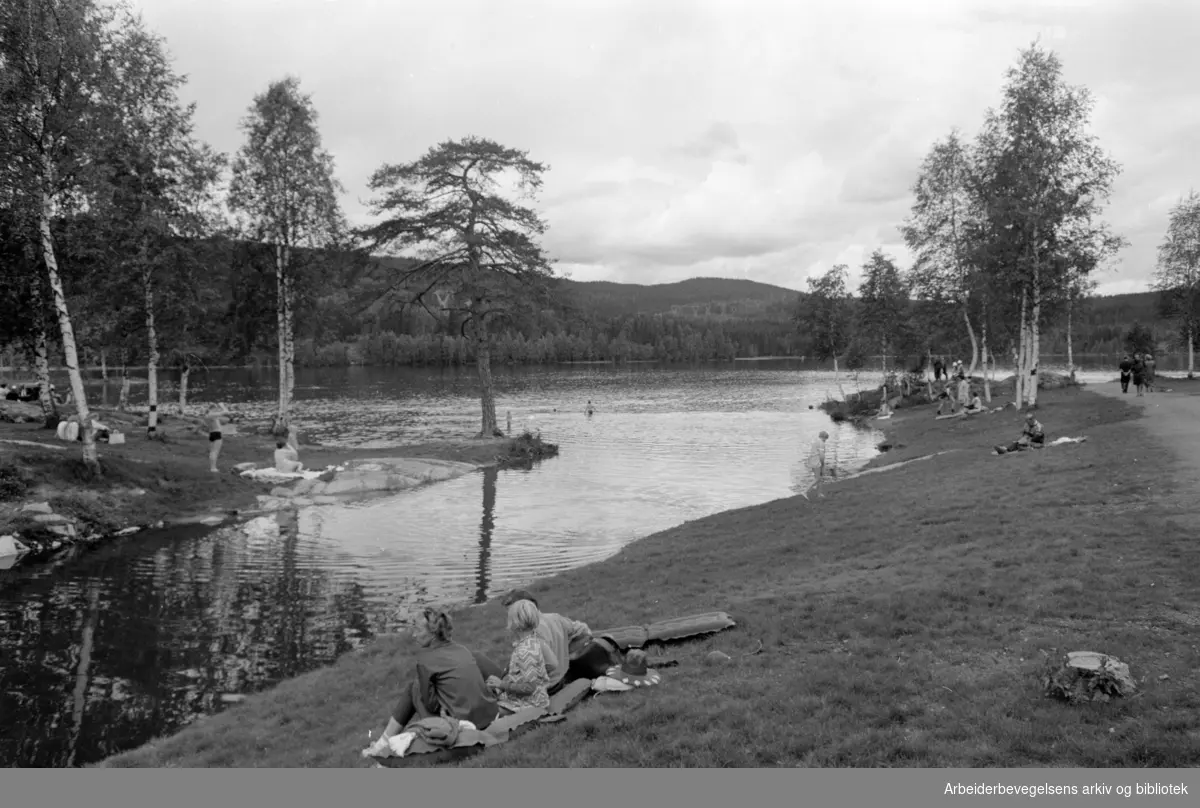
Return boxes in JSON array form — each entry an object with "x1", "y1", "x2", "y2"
[{"x1": 205, "y1": 403, "x2": 231, "y2": 472}]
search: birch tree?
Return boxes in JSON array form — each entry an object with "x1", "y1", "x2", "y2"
[
  {"x1": 95, "y1": 15, "x2": 225, "y2": 437},
  {"x1": 229, "y1": 76, "x2": 344, "y2": 434},
  {"x1": 359, "y1": 136, "x2": 557, "y2": 437},
  {"x1": 1153, "y1": 190, "x2": 1200, "y2": 378},
  {"x1": 902, "y1": 130, "x2": 983, "y2": 375},
  {"x1": 856, "y1": 250, "x2": 908, "y2": 373},
  {"x1": 0, "y1": 0, "x2": 129, "y2": 473},
  {"x1": 795, "y1": 264, "x2": 854, "y2": 378},
  {"x1": 971, "y1": 42, "x2": 1124, "y2": 407}
]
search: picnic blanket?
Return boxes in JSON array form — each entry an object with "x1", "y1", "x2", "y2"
[
  {"x1": 1047, "y1": 436, "x2": 1088, "y2": 447},
  {"x1": 362, "y1": 717, "x2": 500, "y2": 760},
  {"x1": 240, "y1": 465, "x2": 335, "y2": 483}
]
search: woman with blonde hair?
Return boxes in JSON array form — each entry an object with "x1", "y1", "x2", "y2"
[
  {"x1": 486, "y1": 599, "x2": 551, "y2": 714},
  {"x1": 374, "y1": 607, "x2": 501, "y2": 747}
]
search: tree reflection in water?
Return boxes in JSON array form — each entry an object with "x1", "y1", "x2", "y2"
[
  {"x1": 474, "y1": 466, "x2": 498, "y2": 604},
  {"x1": 0, "y1": 515, "x2": 377, "y2": 767}
]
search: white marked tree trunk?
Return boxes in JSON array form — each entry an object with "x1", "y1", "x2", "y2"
[
  {"x1": 39, "y1": 178, "x2": 98, "y2": 473},
  {"x1": 178, "y1": 365, "x2": 190, "y2": 416},
  {"x1": 1188, "y1": 327, "x2": 1195, "y2": 379},
  {"x1": 1015, "y1": 289, "x2": 1028, "y2": 408},
  {"x1": 981, "y1": 320, "x2": 992, "y2": 403},
  {"x1": 1029, "y1": 273, "x2": 1042, "y2": 407},
  {"x1": 144, "y1": 266, "x2": 160, "y2": 437},
  {"x1": 1066, "y1": 295, "x2": 1075, "y2": 381},
  {"x1": 118, "y1": 351, "x2": 130, "y2": 412},
  {"x1": 33, "y1": 325, "x2": 53, "y2": 418},
  {"x1": 963, "y1": 308, "x2": 979, "y2": 377}
]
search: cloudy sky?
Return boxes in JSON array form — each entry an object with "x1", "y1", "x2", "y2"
[{"x1": 130, "y1": 0, "x2": 1200, "y2": 296}]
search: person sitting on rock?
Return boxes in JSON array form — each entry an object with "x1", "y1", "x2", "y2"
[
  {"x1": 274, "y1": 440, "x2": 303, "y2": 473},
  {"x1": 486, "y1": 599, "x2": 551, "y2": 714},
  {"x1": 499, "y1": 589, "x2": 618, "y2": 693},
  {"x1": 995, "y1": 411, "x2": 1046, "y2": 454}
]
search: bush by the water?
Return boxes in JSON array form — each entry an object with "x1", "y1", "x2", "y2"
[
  {"x1": 0, "y1": 460, "x2": 32, "y2": 501},
  {"x1": 501, "y1": 430, "x2": 559, "y2": 465}
]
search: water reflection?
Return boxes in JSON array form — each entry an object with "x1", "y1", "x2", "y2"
[
  {"x1": 475, "y1": 466, "x2": 498, "y2": 605},
  {"x1": 1, "y1": 363, "x2": 886, "y2": 767}
]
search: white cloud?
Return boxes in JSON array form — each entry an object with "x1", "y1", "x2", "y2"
[{"x1": 130, "y1": 0, "x2": 1200, "y2": 296}]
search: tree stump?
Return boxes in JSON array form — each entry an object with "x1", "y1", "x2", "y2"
[{"x1": 1043, "y1": 651, "x2": 1137, "y2": 704}]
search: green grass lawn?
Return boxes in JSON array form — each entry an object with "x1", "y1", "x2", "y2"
[{"x1": 97, "y1": 386, "x2": 1200, "y2": 767}]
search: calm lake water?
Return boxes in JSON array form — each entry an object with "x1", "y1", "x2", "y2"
[
  {"x1": 0, "y1": 355, "x2": 1153, "y2": 767},
  {"x1": 2, "y1": 360, "x2": 894, "y2": 768}
]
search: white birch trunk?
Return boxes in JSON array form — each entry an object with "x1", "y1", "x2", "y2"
[
  {"x1": 144, "y1": 266, "x2": 160, "y2": 437},
  {"x1": 1015, "y1": 290, "x2": 1027, "y2": 407},
  {"x1": 118, "y1": 355, "x2": 130, "y2": 412},
  {"x1": 1029, "y1": 279, "x2": 1042, "y2": 407},
  {"x1": 178, "y1": 366, "x2": 190, "y2": 416},
  {"x1": 981, "y1": 320, "x2": 992, "y2": 403},
  {"x1": 1189, "y1": 328, "x2": 1194, "y2": 379},
  {"x1": 39, "y1": 182, "x2": 98, "y2": 472},
  {"x1": 99, "y1": 348, "x2": 107, "y2": 380},
  {"x1": 963, "y1": 307, "x2": 979, "y2": 378},
  {"x1": 273, "y1": 243, "x2": 293, "y2": 434},
  {"x1": 1066, "y1": 295, "x2": 1075, "y2": 381},
  {"x1": 33, "y1": 325, "x2": 53, "y2": 418}
]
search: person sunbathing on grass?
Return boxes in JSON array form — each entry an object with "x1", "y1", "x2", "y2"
[
  {"x1": 995, "y1": 411, "x2": 1046, "y2": 454},
  {"x1": 373, "y1": 607, "x2": 504, "y2": 749},
  {"x1": 486, "y1": 599, "x2": 551, "y2": 714}
]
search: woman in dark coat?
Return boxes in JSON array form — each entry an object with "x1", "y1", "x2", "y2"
[{"x1": 375, "y1": 607, "x2": 503, "y2": 747}]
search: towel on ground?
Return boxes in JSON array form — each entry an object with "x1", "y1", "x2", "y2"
[
  {"x1": 1047, "y1": 436, "x2": 1088, "y2": 447},
  {"x1": 362, "y1": 717, "x2": 501, "y2": 760},
  {"x1": 240, "y1": 465, "x2": 336, "y2": 483}
]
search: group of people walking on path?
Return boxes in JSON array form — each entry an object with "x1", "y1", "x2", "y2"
[{"x1": 1119, "y1": 353, "x2": 1156, "y2": 396}]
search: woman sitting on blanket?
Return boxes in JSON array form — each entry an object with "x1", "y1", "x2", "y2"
[
  {"x1": 963, "y1": 393, "x2": 984, "y2": 415},
  {"x1": 376, "y1": 608, "x2": 503, "y2": 747},
  {"x1": 486, "y1": 599, "x2": 552, "y2": 714}
]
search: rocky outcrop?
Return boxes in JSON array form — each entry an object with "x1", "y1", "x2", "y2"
[
  {"x1": 250, "y1": 457, "x2": 480, "y2": 512},
  {"x1": 0, "y1": 501, "x2": 86, "y2": 568}
]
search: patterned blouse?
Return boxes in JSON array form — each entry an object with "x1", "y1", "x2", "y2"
[{"x1": 497, "y1": 634, "x2": 551, "y2": 713}]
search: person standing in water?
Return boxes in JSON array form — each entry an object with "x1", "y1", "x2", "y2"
[
  {"x1": 805, "y1": 430, "x2": 830, "y2": 498},
  {"x1": 585, "y1": 400, "x2": 595, "y2": 416},
  {"x1": 205, "y1": 403, "x2": 231, "y2": 473}
]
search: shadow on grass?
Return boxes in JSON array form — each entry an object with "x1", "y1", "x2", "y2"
[{"x1": 96, "y1": 388, "x2": 1200, "y2": 768}]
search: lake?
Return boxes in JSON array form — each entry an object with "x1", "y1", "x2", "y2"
[{"x1": 2, "y1": 359, "x2": 904, "y2": 768}]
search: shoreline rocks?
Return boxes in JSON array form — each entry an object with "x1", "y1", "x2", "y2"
[{"x1": 248, "y1": 457, "x2": 481, "y2": 512}]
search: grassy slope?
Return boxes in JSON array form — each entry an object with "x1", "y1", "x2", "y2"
[{"x1": 97, "y1": 385, "x2": 1200, "y2": 768}]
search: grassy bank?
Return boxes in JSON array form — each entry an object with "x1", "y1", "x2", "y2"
[
  {"x1": 0, "y1": 411, "x2": 550, "y2": 565},
  {"x1": 98, "y1": 384, "x2": 1200, "y2": 767}
]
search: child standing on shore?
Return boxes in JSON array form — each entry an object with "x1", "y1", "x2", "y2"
[{"x1": 805, "y1": 430, "x2": 830, "y2": 499}]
